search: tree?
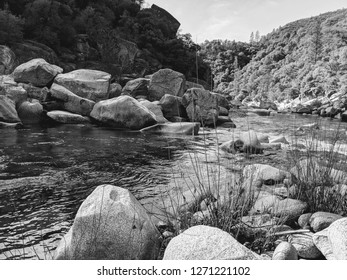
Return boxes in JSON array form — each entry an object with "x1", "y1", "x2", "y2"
[
  {"x1": 250, "y1": 31, "x2": 254, "y2": 44},
  {"x1": 0, "y1": 7, "x2": 23, "y2": 44},
  {"x1": 310, "y1": 20, "x2": 323, "y2": 64},
  {"x1": 255, "y1": 30, "x2": 260, "y2": 42}
]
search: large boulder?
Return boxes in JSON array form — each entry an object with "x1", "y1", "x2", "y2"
[
  {"x1": 90, "y1": 96, "x2": 157, "y2": 130},
  {"x1": 122, "y1": 78, "x2": 149, "y2": 98},
  {"x1": 0, "y1": 95, "x2": 21, "y2": 123},
  {"x1": 17, "y1": 99, "x2": 43, "y2": 124},
  {"x1": 54, "y1": 185, "x2": 161, "y2": 259},
  {"x1": 326, "y1": 218, "x2": 347, "y2": 259},
  {"x1": 0, "y1": 45, "x2": 16, "y2": 74},
  {"x1": 139, "y1": 100, "x2": 168, "y2": 123},
  {"x1": 140, "y1": 122, "x2": 200, "y2": 135},
  {"x1": 47, "y1": 110, "x2": 90, "y2": 124},
  {"x1": 159, "y1": 94, "x2": 187, "y2": 120},
  {"x1": 13, "y1": 58, "x2": 63, "y2": 87},
  {"x1": 50, "y1": 83, "x2": 95, "y2": 116},
  {"x1": 148, "y1": 69, "x2": 186, "y2": 101},
  {"x1": 182, "y1": 88, "x2": 219, "y2": 126},
  {"x1": 54, "y1": 69, "x2": 111, "y2": 102},
  {"x1": 163, "y1": 225, "x2": 261, "y2": 260}
]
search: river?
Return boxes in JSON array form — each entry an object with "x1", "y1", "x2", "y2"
[{"x1": 1, "y1": 113, "x2": 346, "y2": 259}]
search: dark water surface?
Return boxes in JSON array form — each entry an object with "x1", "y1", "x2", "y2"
[{"x1": 1, "y1": 114, "x2": 346, "y2": 259}]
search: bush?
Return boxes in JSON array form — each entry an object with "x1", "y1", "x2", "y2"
[{"x1": 0, "y1": 8, "x2": 23, "y2": 44}]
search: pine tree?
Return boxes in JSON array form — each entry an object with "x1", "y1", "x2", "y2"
[
  {"x1": 250, "y1": 31, "x2": 254, "y2": 44},
  {"x1": 310, "y1": 20, "x2": 323, "y2": 64},
  {"x1": 255, "y1": 30, "x2": 260, "y2": 42}
]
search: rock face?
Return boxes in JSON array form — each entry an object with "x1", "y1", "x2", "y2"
[
  {"x1": 54, "y1": 69, "x2": 111, "y2": 102},
  {"x1": 17, "y1": 100, "x2": 43, "y2": 124},
  {"x1": 163, "y1": 225, "x2": 261, "y2": 260},
  {"x1": 90, "y1": 96, "x2": 157, "y2": 130},
  {"x1": 50, "y1": 83, "x2": 95, "y2": 116},
  {"x1": 122, "y1": 78, "x2": 149, "y2": 98},
  {"x1": 54, "y1": 185, "x2": 161, "y2": 259},
  {"x1": 139, "y1": 100, "x2": 168, "y2": 123},
  {"x1": 159, "y1": 94, "x2": 187, "y2": 120},
  {"x1": 0, "y1": 45, "x2": 16, "y2": 74},
  {"x1": 140, "y1": 122, "x2": 200, "y2": 135},
  {"x1": 182, "y1": 88, "x2": 219, "y2": 126},
  {"x1": 13, "y1": 58, "x2": 63, "y2": 87},
  {"x1": 148, "y1": 69, "x2": 186, "y2": 101},
  {"x1": 47, "y1": 110, "x2": 90, "y2": 124},
  {"x1": 0, "y1": 95, "x2": 21, "y2": 123},
  {"x1": 272, "y1": 242, "x2": 298, "y2": 260}
]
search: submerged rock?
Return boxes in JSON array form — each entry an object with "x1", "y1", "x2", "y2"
[
  {"x1": 163, "y1": 225, "x2": 262, "y2": 260},
  {"x1": 47, "y1": 110, "x2": 90, "y2": 124},
  {"x1": 140, "y1": 122, "x2": 200, "y2": 135},
  {"x1": 54, "y1": 185, "x2": 161, "y2": 260}
]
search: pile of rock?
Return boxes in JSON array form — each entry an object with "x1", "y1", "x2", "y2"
[{"x1": 1, "y1": 52, "x2": 236, "y2": 134}]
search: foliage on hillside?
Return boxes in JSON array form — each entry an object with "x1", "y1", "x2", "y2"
[
  {"x1": 0, "y1": 0, "x2": 209, "y2": 82},
  {"x1": 206, "y1": 9, "x2": 347, "y2": 102}
]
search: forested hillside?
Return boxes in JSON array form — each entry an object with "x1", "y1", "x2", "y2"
[
  {"x1": 0, "y1": 0, "x2": 209, "y2": 82},
  {"x1": 205, "y1": 8, "x2": 347, "y2": 102}
]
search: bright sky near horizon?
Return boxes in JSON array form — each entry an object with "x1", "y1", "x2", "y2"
[{"x1": 146, "y1": 0, "x2": 346, "y2": 43}]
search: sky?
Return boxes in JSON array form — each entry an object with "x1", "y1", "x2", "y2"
[{"x1": 146, "y1": 0, "x2": 347, "y2": 43}]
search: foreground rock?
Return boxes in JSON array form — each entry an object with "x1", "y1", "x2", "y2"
[
  {"x1": 54, "y1": 185, "x2": 161, "y2": 259},
  {"x1": 0, "y1": 95, "x2": 21, "y2": 123},
  {"x1": 163, "y1": 225, "x2": 262, "y2": 260},
  {"x1": 90, "y1": 96, "x2": 157, "y2": 130},
  {"x1": 309, "y1": 212, "x2": 343, "y2": 232},
  {"x1": 288, "y1": 232, "x2": 322, "y2": 259},
  {"x1": 47, "y1": 111, "x2": 90, "y2": 124},
  {"x1": 13, "y1": 58, "x2": 62, "y2": 87},
  {"x1": 148, "y1": 68, "x2": 186, "y2": 101},
  {"x1": 182, "y1": 88, "x2": 219, "y2": 126},
  {"x1": 140, "y1": 122, "x2": 200, "y2": 135},
  {"x1": 54, "y1": 69, "x2": 111, "y2": 102},
  {"x1": 50, "y1": 83, "x2": 95, "y2": 116},
  {"x1": 272, "y1": 242, "x2": 298, "y2": 260}
]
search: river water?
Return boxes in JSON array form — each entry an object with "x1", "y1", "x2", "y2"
[{"x1": 1, "y1": 113, "x2": 346, "y2": 259}]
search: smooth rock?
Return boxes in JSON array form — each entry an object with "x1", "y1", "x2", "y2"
[
  {"x1": 47, "y1": 110, "x2": 90, "y2": 124},
  {"x1": 309, "y1": 212, "x2": 343, "y2": 232},
  {"x1": 148, "y1": 68, "x2": 186, "y2": 101},
  {"x1": 17, "y1": 99, "x2": 43, "y2": 124},
  {"x1": 90, "y1": 96, "x2": 157, "y2": 130},
  {"x1": 54, "y1": 69, "x2": 111, "y2": 102},
  {"x1": 288, "y1": 232, "x2": 322, "y2": 259},
  {"x1": 50, "y1": 83, "x2": 95, "y2": 116},
  {"x1": 273, "y1": 198, "x2": 307, "y2": 221},
  {"x1": 163, "y1": 225, "x2": 262, "y2": 260},
  {"x1": 272, "y1": 242, "x2": 298, "y2": 260},
  {"x1": 13, "y1": 58, "x2": 62, "y2": 87},
  {"x1": 54, "y1": 185, "x2": 161, "y2": 259},
  {"x1": 327, "y1": 218, "x2": 347, "y2": 259},
  {"x1": 140, "y1": 122, "x2": 200, "y2": 135}
]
